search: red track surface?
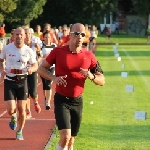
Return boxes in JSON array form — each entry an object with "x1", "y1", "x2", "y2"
[{"x1": 0, "y1": 78, "x2": 56, "y2": 150}]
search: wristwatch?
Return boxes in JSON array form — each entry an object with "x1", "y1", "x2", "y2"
[{"x1": 91, "y1": 74, "x2": 96, "y2": 80}]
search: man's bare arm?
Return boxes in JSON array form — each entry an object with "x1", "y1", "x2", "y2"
[
  {"x1": 37, "y1": 59, "x2": 55, "y2": 80},
  {"x1": 89, "y1": 71, "x2": 105, "y2": 86}
]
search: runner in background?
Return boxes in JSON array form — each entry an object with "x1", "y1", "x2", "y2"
[
  {"x1": 105, "y1": 27, "x2": 113, "y2": 43},
  {"x1": 24, "y1": 28, "x2": 41, "y2": 118},
  {"x1": 40, "y1": 31, "x2": 56, "y2": 110},
  {"x1": 34, "y1": 25, "x2": 43, "y2": 38},
  {"x1": 89, "y1": 37, "x2": 98, "y2": 55},
  {"x1": 29, "y1": 28, "x2": 42, "y2": 62},
  {"x1": 0, "y1": 23, "x2": 6, "y2": 45},
  {"x1": 58, "y1": 26, "x2": 70, "y2": 46},
  {"x1": 40, "y1": 23, "x2": 58, "y2": 45},
  {"x1": 82, "y1": 24, "x2": 91, "y2": 50},
  {"x1": 57, "y1": 26, "x2": 63, "y2": 40},
  {"x1": 6, "y1": 29, "x2": 15, "y2": 45}
]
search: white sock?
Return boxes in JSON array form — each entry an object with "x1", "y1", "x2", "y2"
[{"x1": 56, "y1": 144, "x2": 68, "y2": 150}]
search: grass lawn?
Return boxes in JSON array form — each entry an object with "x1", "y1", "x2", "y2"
[
  {"x1": 47, "y1": 43, "x2": 150, "y2": 150},
  {"x1": 97, "y1": 34, "x2": 147, "y2": 44}
]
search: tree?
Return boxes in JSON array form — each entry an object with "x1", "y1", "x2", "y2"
[
  {"x1": 132, "y1": 0, "x2": 150, "y2": 17},
  {"x1": 0, "y1": 0, "x2": 17, "y2": 22},
  {"x1": 31, "y1": 0, "x2": 118, "y2": 28},
  {"x1": 1, "y1": 0, "x2": 47, "y2": 25},
  {"x1": 132, "y1": 0, "x2": 150, "y2": 27}
]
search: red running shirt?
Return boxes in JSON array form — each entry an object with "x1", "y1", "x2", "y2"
[{"x1": 46, "y1": 45, "x2": 97, "y2": 97}]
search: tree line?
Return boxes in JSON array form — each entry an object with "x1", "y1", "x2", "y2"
[{"x1": 1, "y1": 0, "x2": 150, "y2": 31}]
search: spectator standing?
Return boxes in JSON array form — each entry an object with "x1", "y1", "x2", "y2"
[
  {"x1": 115, "y1": 21, "x2": 119, "y2": 34},
  {"x1": 147, "y1": 25, "x2": 150, "y2": 44}
]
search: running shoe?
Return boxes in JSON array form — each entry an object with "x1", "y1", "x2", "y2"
[
  {"x1": 9, "y1": 115, "x2": 17, "y2": 130},
  {"x1": 26, "y1": 111, "x2": 32, "y2": 119},
  {"x1": 34, "y1": 103, "x2": 41, "y2": 113},
  {"x1": 46, "y1": 103, "x2": 51, "y2": 110},
  {"x1": 16, "y1": 130, "x2": 24, "y2": 140}
]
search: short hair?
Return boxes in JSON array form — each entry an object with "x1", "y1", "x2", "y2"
[{"x1": 44, "y1": 23, "x2": 51, "y2": 28}]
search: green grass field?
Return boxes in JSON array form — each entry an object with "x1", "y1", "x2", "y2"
[
  {"x1": 97, "y1": 34, "x2": 147, "y2": 44},
  {"x1": 47, "y1": 43, "x2": 150, "y2": 150}
]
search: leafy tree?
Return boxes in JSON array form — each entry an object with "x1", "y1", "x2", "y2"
[
  {"x1": 0, "y1": 0, "x2": 17, "y2": 22},
  {"x1": 132, "y1": 0, "x2": 150, "y2": 28},
  {"x1": 132, "y1": 0, "x2": 150, "y2": 17},
  {"x1": 31, "y1": 0, "x2": 118, "y2": 28},
  {"x1": 1, "y1": 0, "x2": 47, "y2": 25}
]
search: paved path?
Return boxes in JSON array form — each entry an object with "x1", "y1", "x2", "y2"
[{"x1": 0, "y1": 78, "x2": 56, "y2": 150}]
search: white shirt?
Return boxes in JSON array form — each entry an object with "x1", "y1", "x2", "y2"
[
  {"x1": 57, "y1": 32, "x2": 63, "y2": 39},
  {"x1": 41, "y1": 43, "x2": 57, "y2": 68},
  {"x1": 90, "y1": 30, "x2": 96, "y2": 38},
  {"x1": 42, "y1": 43, "x2": 57, "y2": 56},
  {"x1": 0, "y1": 43, "x2": 37, "y2": 77},
  {"x1": 31, "y1": 36, "x2": 42, "y2": 48}
]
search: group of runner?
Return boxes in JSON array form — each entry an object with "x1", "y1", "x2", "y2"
[{"x1": 0, "y1": 23, "x2": 100, "y2": 145}]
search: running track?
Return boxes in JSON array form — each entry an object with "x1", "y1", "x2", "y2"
[{"x1": 0, "y1": 77, "x2": 56, "y2": 150}]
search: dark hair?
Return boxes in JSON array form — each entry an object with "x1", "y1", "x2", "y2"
[
  {"x1": 0, "y1": 23, "x2": 4, "y2": 27},
  {"x1": 43, "y1": 30, "x2": 50, "y2": 38}
]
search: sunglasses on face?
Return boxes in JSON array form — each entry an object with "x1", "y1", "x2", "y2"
[{"x1": 70, "y1": 32, "x2": 86, "y2": 37}]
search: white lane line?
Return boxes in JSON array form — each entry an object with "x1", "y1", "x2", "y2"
[
  {"x1": 122, "y1": 48, "x2": 150, "y2": 90},
  {"x1": 0, "y1": 110, "x2": 7, "y2": 118}
]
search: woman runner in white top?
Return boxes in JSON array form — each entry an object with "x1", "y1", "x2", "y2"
[{"x1": 40, "y1": 31, "x2": 57, "y2": 110}]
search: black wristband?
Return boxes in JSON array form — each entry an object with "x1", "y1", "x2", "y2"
[{"x1": 91, "y1": 74, "x2": 96, "y2": 80}]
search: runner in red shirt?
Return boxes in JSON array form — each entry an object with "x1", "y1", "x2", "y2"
[
  {"x1": 58, "y1": 26, "x2": 70, "y2": 46},
  {"x1": 38, "y1": 23, "x2": 105, "y2": 150},
  {"x1": 40, "y1": 23, "x2": 58, "y2": 45},
  {"x1": 0, "y1": 23, "x2": 6, "y2": 38}
]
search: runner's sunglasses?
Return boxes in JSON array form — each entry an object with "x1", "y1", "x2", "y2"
[{"x1": 70, "y1": 32, "x2": 86, "y2": 37}]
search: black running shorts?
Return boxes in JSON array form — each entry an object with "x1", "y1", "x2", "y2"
[
  {"x1": 27, "y1": 71, "x2": 38, "y2": 98},
  {"x1": 54, "y1": 92, "x2": 83, "y2": 136},
  {"x1": 40, "y1": 67, "x2": 55, "y2": 90},
  {"x1": 4, "y1": 79, "x2": 28, "y2": 100}
]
